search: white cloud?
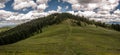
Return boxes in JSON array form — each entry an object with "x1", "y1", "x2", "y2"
[
  {"x1": 21, "y1": 11, "x2": 49, "y2": 20},
  {"x1": 0, "y1": 3, "x2": 5, "y2": 8},
  {"x1": 72, "y1": 4, "x2": 81, "y2": 11},
  {"x1": 57, "y1": 6, "x2": 62, "y2": 12},
  {"x1": 13, "y1": 0, "x2": 37, "y2": 10},
  {"x1": 6, "y1": 9, "x2": 61, "y2": 21},
  {"x1": 0, "y1": 10, "x2": 16, "y2": 20},
  {"x1": 65, "y1": 6, "x2": 69, "y2": 9},
  {"x1": 66, "y1": 11, "x2": 74, "y2": 14},
  {"x1": 87, "y1": 3, "x2": 97, "y2": 10},
  {"x1": 36, "y1": 0, "x2": 49, "y2": 4},
  {"x1": 13, "y1": 0, "x2": 50, "y2": 13},
  {"x1": 114, "y1": 9, "x2": 120, "y2": 15},
  {"x1": 62, "y1": 0, "x2": 120, "y2": 22},
  {"x1": 0, "y1": 0, "x2": 10, "y2": 8},
  {"x1": 63, "y1": 0, "x2": 78, "y2": 4},
  {"x1": 68, "y1": 11, "x2": 96, "y2": 17},
  {"x1": 66, "y1": 10, "x2": 120, "y2": 22},
  {"x1": 97, "y1": 11, "x2": 110, "y2": 15},
  {"x1": 92, "y1": 0, "x2": 119, "y2": 11},
  {"x1": 63, "y1": 0, "x2": 119, "y2": 11},
  {"x1": 36, "y1": 0, "x2": 50, "y2": 12},
  {"x1": 48, "y1": 10, "x2": 58, "y2": 14},
  {"x1": 6, "y1": 10, "x2": 58, "y2": 20},
  {"x1": 7, "y1": 14, "x2": 24, "y2": 20},
  {"x1": 108, "y1": 0, "x2": 118, "y2": 4},
  {"x1": 82, "y1": 11, "x2": 96, "y2": 17},
  {"x1": 1, "y1": 0, "x2": 120, "y2": 24},
  {"x1": 37, "y1": 4, "x2": 48, "y2": 12}
]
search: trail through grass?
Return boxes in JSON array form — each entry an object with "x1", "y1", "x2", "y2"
[{"x1": 0, "y1": 20, "x2": 120, "y2": 55}]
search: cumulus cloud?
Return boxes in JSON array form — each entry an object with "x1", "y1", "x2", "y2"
[
  {"x1": 0, "y1": 3, "x2": 5, "y2": 8},
  {"x1": 65, "y1": 6, "x2": 69, "y2": 9},
  {"x1": 99, "y1": 0, "x2": 119, "y2": 11},
  {"x1": 63, "y1": 0, "x2": 119, "y2": 11},
  {"x1": 6, "y1": 10, "x2": 59, "y2": 21},
  {"x1": 36, "y1": 0, "x2": 49, "y2": 4},
  {"x1": 67, "y1": 11, "x2": 76, "y2": 15},
  {"x1": 1, "y1": 0, "x2": 120, "y2": 24},
  {"x1": 0, "y1": 0, "x2": 10, "y2": 8},
  {"x1": 63, "y1": 0, "x2": 99, "y2": 10},
  {"x1": 114, "y1": 9, "x2": 120, "y2": 15},
  {"x1": 48, "y1": 10, "x2": 58, "y2": 14},
  {"x1": 0, "y1": 10, "x2": 16, "y2": 20},
  {"x1": 13, "y1": 0, "x2": 50, "y2": 13},
  {"x1": 87, "y1": 3, "x2": 97, "y2": 10},
  {"x1": 77, "y1": 0, "x2": 101, "y2": 4},
  {"x1": 37, "y1": 4, "x2": 48, "y2": 12},
  {"x1": 63, "y1": 0, "x2": 78, "y2": 4},
  {"x1": 63, "y1": 0, "x2": 100, "y2": 5},
  {"x1": 72, "y1": 4, "x2": 82, "y2": 11},
  {"x1": 6, "y1": 9, "x2": 62, "y2": 21},
  {"x1": 20, "y1": 11, "x2": 49, "y2": 20},
  {"x1": 13, "y1": 0, "x2": 37, "y2": 10},
  {"x1": 57, "y1": 6, "x2": 62, "y2": 12},
  {"x1": 1, "y1": 0, "x2": 50, "y2": 21},
  {"x1": 63, "y1": 0, "x2": 120, "y2": 22},
  {"x1": 67, "y1": 9, "x2": 120, "y2": 22},
  {"x1": 6, "y1": 11, "x2": 48, "y2": 20},
  {"x1": 0, "y1": 0, "x2": 9, "y2": 3},
  {"x1": 36, "y1": 0, "x2": 49, "y2": 12}
]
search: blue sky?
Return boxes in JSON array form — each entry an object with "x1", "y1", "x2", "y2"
[
  {"x1": 116, "y1": 1, "x2": 120, "y2": 9},
  {"x1": 0, "y1": 0, "x2": 120, "y2": 27},
  {"x1": 0, "y1": 0, "x2": 120, "y2": 22},
  {"x1": 45, "y1": 0, "x2": 72, "y2": 12},
  {"x1": 0, "y1": 0, "x2": 72, "y2": 13},
  {"x1": 1, "y1": 0, "x2": 119, "y2": 13},
  {"x1": 2, "y1": 0, "x2": 36, "y2": 13}
]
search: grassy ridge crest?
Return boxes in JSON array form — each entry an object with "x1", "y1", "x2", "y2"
[{"x1": 0, "y1": 13, "x2": 120, "y2": 45}]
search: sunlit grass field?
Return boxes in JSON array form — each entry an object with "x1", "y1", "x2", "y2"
[
  {"x1": 0, "y1": 20, "x2": 120, "y2": 55},
  {"x1": 0, "y1": 27, "x2": 10, "y2": 32}
]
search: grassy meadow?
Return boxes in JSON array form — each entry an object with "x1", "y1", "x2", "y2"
[
  {"x1": 0, "y1": 20, "x2": 120, "y2": 55},
  {"x1": 0, "y1": 27, "x2": 10, "y2": 32}
]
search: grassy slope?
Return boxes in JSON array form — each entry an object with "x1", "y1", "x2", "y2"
[
  {"x1": 0, "y1": 20, "x2": 120, "y2": 55},
  {"x1": 0, "y1": 27, "x2": 10, "y2": 32}
]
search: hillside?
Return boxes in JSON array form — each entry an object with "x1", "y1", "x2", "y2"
[
  {"x1": 0, "y1": 13, "x2": 120, "y2": 55},
  {"x1": 0, "y1": 27, "x2": 10, "y2": 32},
  {"x1": 0, "y1": 19, "x2": 120, "y2": 55}
]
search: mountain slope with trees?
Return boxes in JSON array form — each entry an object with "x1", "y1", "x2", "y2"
[
  {"x1": 0, "y1": 13, "x2": 120, "y2": 45},
  {"x1": 0, "y1": 13, "x2": 120, "y2": 55},
  {"x1": 0, "y1": 19, "x2": 120, "y2": 55}
]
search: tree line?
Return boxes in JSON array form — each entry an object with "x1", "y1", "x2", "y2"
[{"x1": 0, "y1": 13, "x2": 120, "y2": 45}]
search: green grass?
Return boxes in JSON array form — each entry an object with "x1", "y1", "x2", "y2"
[
  {"x1": 0, "y1": 27, "x2": 10, "y2": 32},
  {"x1": 0, "y1": 20, "x2": 120, "y2": 55}
]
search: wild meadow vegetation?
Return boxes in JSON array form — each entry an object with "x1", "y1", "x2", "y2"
[
  {"x1": 0, "y1": 27, "x2": 10, "y2": 33},
  {"x1": 0, "y1": 13, "x2": 120, "y2": 55}
]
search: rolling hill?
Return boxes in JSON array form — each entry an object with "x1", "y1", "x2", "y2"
[{"x1": 0, "y1": 13, "x2": 120, "y2": 55}]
